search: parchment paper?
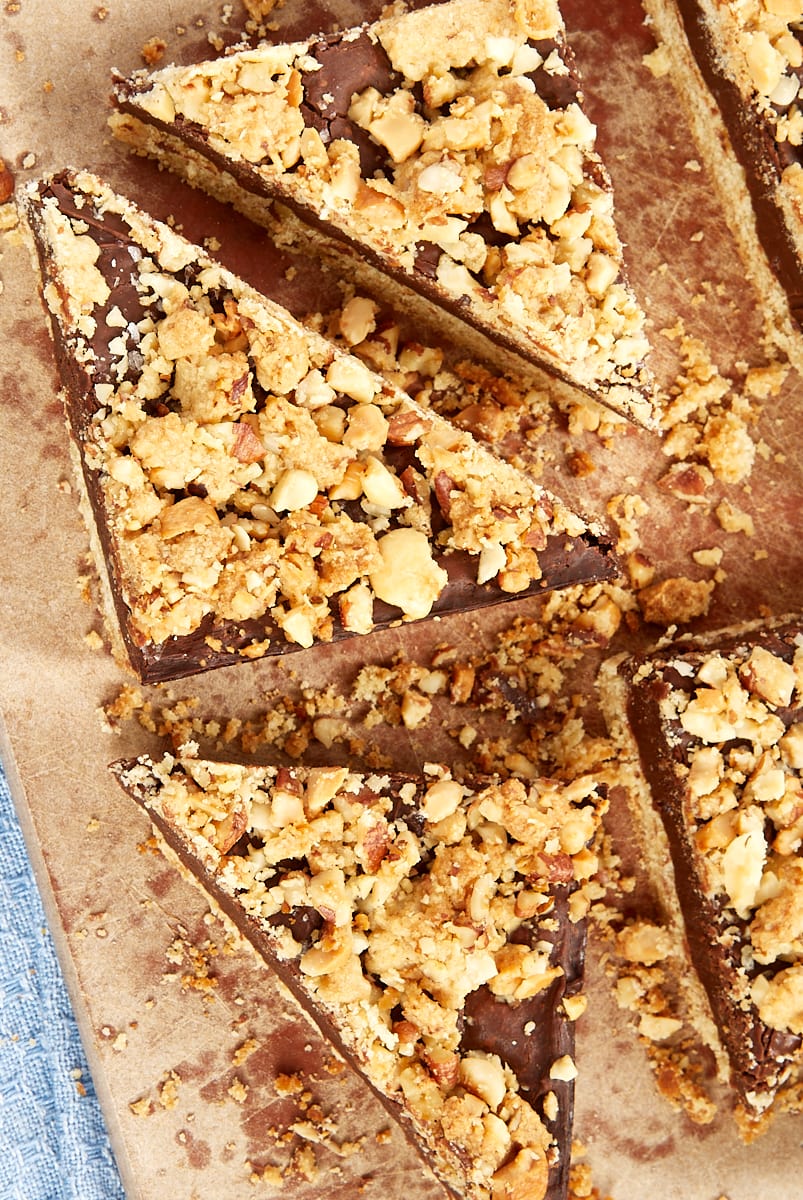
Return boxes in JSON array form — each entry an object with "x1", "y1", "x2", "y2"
[{"x1": 1, "y1": 2, "x2": 801, "y2": 1198}]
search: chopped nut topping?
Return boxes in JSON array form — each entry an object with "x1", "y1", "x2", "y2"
[
  {"x1": 26, "y1": 171, "x2": 602, "y2": 667},
  {"x1": 112, "y1": 0, "x2": 655, "y2": 420},
  {"x1": 115, "y1": 754, "x2": 608, "y2": 1200},
  {"x1": 610, "y1": 618, "x2": 803, "y2": 1112}
]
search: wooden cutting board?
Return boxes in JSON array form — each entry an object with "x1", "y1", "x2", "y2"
[{"x1": 1, "y1": 2, "x2": 800, "y2": 1198}]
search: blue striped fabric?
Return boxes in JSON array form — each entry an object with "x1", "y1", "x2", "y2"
[{"x1": 0, "y1": 761, "x2": 125, "y2": 1200}]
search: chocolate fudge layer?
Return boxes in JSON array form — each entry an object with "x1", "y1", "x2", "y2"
[
  {"x1": 644, "y1": 0, "x2": 803, "y2": 361},
  {"x1": 23, "y1": 170, "x2": 617, "y2": 684},
  {"x1": 110, "y1": 0, "x2": 657, "y2": 426},
  {"x1": 601, "y1": 617, "x2": 803, "y2": 1115},
  {"x1": 112, "y1": 754, "x2": 607, "y2": 1200}
]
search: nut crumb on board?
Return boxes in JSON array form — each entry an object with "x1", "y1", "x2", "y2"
[
  {"x1": 637, "y1": 575, "x2": 715, "y2": 626},
  {"x1": 141, "y1": 35, "x2": 167, "y2": 65}
]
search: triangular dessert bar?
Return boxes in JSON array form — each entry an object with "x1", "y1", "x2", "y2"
[
  {"x1": 600, "y1": 616, "x2": 803, "y2": 1117},
  {"x1": 643, "y1": 0, "x2": 803, "y2": 365},
  {"x1": 112, "y1": 752, "x2": 608, "y2": 1199},
  {"x1": 111, "y1": 0, "x2": 656, "y2": 424},
  {"x1": 23, "y1": 170, "x2": 616, "y2": 684}
]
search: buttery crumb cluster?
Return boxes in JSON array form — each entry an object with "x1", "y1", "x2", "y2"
[
  {"x1": 38, "y1": 175, "x2": 588, "y2": 651},
  {"x1": 121, "y1": 754, "x2": 607, "y2": 1200},
  {"x1": 643, "y1": 634, "x2": 803, "y2": 1039},
  {"x1": 120, "y1": 0, "x2": 651, "y2": 407}
]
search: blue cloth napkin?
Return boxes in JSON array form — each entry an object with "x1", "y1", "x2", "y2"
[{"x1": 0, "y1": 759, "x2": 125, "y2": 1200}]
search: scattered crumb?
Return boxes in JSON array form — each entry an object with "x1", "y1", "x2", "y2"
[
  {"x1": 289, "y1": 1142, "x2": 319, "y2": 1182},
  {"x1": 158, "y1": 1070, "x2": 181, "y2": 1110},
  {"x1": 637, "y1": 576, "x2": 715, "y2": 626},
  {"x1": 649, "y1": 1040, "x2": 718, "y2": 1125},
  {"x1": 716, "y1": 499, "x2": 755, "y2": 537},
  {"x1": 274, "y1": 1072, "x2": 305, "y2": 1097},
  {"x1": 249, "y1": 1162, "x2": 284, "y2": 1186},
  {"x1": 567, "y1": 448, "x2": 596, "y2": 477},
  {"x1": 232, "y1": 1037, "x2": 259, "y2": 1066},
  {"x1": 658, "y1": 324, "x2": 759, "y2": 485},
  {"x1": 642, "y1": 44, "x2": 671, "y2": 78},
  {"x1": 607, "y1": 493, "x2": 649, "y2": 555},
  {"x1": 227, "y1": 1077, "x2": 248, "y2": 1104},
  {"x1": 141, "y1": 35, "x2": 167, "y2": 65},
  {"x1": 743, "y1": 362, "x2": 788, "y2": 399},
  {"x1": 691, "y1": 546, "x2": 723, "y2": 567}
]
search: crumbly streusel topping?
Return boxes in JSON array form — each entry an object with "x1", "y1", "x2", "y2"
[
  {"x1": 119, "y1": 0, "x2": 653, "y2": 412},
  {"x1": 638, "y1": 628, "x2": 803, "y2": 1040},
  {"x1": 32, "y1": 171, "x2": 595, "y2": 653},
  {"x1": 713, "y1": 1, "x2": 803, "y2": 141},
  {"x1": 119, "y1": 753, "x2": 608, "y2": 1200},
  {"x1": 694, "y1": 1, "x2": 803, "y2": 209}
]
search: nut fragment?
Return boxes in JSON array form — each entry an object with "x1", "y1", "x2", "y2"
[
  {"x1": 343, "y1": 403, "x2": 390, "y2": 452},
  {"x1": 369, "y1": 528, "x2": 448, "y2": 619},
  {"x1": 459, "y1": 1054, "x2": 507, "y2": 1111},
  {"x1": 305, "y1": 767, "x2": 349, "y2": 816},
  {"x1": 295, "y1": 369, "x2": 336, "y2": 409},
  {"x1": 400, "y1": 690, "x2": 432, "y2": 729},
  {"x1": 270, "y1": 469, "x2": 319, "y2": 512},
  {"x1": 386, "y1": 408, "x2": 432, "y2": 445},
  {"x1": 739, "y1": 646, "x2": 796, "y2": 708},
  {"x1": 159, "y1": 496, "x2": 219, "y2": 539},
  {"x1": 354, "y1": 183, "x2": 406, "y2": 226},
  {"x1": 548, "y1": 1054, "x2": 577, "y2": 1082},
  {"x1": 491, "y1": 1146, "x2": 548, "y2": 1200},
  {"x1": 339, "y1": 295, "x2": 378, "y2": 345},
  {"x1": 421, "y1": 779, "x2": 464, "y2": 823},
  {"x1": 326, "y1": 355, "x2": 379, "y2": 403},
  {"x1": 362, "y1": 458, "x2": 408, "y2": 509},
  {"x1": 339, "y1": 582, "x2": 375, "y2": 634}
]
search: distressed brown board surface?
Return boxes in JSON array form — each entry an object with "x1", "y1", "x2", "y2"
[{"x1": 0, "y1": 2, "x2": 801, "y2": 1199}]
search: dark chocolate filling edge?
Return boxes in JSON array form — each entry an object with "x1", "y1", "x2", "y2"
[
  {"x1": 110, "y1": 73, "x2": 656, "y2": 423},
  {"x1": 619, "y1": 626, "x2": 803, "y2": 1105},
  {"x1": 673, "y1": 0, "x2": 803, "y2": 327},
  {"x1": 24, "y1": 177, "x2": 618, "y2": 685},
  {"x1": 112, "y1": 757, "x2": 586, "y2": 1200}
]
